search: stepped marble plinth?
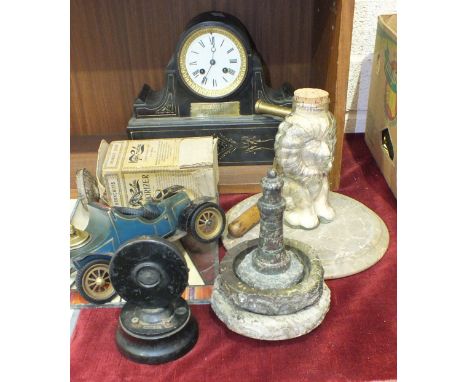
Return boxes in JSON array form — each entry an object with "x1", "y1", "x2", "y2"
[
  {"x1": 222, "y1": 192, "x2": 389, "y2": 279},
  {"x1": 212, "y1": 170, "x2": 330, "y2": 340}
]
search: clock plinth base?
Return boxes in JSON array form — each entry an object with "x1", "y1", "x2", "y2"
[{"x1": 127, "y1": 115, "x2": 283, "y2": 165}]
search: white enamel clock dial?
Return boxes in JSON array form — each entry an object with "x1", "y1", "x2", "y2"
[{"x1": 178, "y1": 27, "x2": 248, "y2": 98}]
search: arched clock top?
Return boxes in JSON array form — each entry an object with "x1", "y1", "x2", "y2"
[
  {"x1": 177, "y1": 12, "x2": 254, "y2": 55},
  {"x1": 128, "y1": 11, "x2": 294, "y2": 165}
]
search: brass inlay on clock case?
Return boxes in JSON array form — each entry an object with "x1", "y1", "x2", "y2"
[
  {"x1": 191, "y1": 101, "x2": 240, "y2": 117},
  {"x1": 127, "y1": 11, "x2": 294, "y2": 165}
]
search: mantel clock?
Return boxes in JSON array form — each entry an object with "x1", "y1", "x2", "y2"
[{"x1": 127, "y1": 11, "x2": 293, "y2": 165}]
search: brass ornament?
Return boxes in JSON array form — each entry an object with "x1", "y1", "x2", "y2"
[
  {"x1": 190, "y1": 101, "x2": 240, "y2": 117},
  {"x1": 70, "y1": 224, "x2": 90, "y2": 249},
  {"x1": 255, "y1": 99, "x2": 292, "y2": 118}
]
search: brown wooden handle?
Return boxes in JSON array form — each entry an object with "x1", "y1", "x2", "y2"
[{"x1": 228, "y1": 205, "x2": 261, "y2": 238}]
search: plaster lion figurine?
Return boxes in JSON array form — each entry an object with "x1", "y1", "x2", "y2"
[{"x1": 274, "y1": 89, "x2": 336, "y2": 229}]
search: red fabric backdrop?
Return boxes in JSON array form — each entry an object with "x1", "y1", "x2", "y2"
[{"x1": 71, "y1": 134, "x2": 397, "y2": 381}]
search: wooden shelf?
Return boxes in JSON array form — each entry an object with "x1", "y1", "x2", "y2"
[{"x1": 71, "y1": 0, "x2": 354, "y2": 190}]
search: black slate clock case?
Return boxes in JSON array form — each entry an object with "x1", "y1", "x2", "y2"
[{"x1": 127, "y1": 11, "x2": 293, "y2": 165}]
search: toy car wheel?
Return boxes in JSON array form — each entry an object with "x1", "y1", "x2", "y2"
[
  {"x1": 76, "y1": 259, "x2": 116, "y2": 304},
  {"x1": 189, "y1": 202, "x2": 226, "y2": 243}
]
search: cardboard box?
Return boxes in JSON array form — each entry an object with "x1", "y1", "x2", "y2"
[
  {"x1": 96, "y1": 137, "x2": 218, "y2": 207},
  {"x1": 365, "y1": 14, "x2": 397, "y2": 197}
]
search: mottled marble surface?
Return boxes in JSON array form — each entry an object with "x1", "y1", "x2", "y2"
[
  {"x1": 236, "y1": 249, "x2": 304, "y2": 290},
  {"x1": 222, "y1": 192, "x2": 389, "y2": 279},
  {"x1": 211, "y1": 280, "x2": 330, "y2": 340}
]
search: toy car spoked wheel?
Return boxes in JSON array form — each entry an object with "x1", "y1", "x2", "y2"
[
  {"x1": 189, "y1": 202, "x2": 226, "y2": 243},
  {"x1": 76, "y1": 259, "x2": 116, "y2": 304}
]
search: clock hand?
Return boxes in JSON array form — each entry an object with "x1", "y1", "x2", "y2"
[
  {"x1": 202, "y1": 64, "x2": 213, "y2": 83},
  {"x1": 203, "y1": 37, "x2": 216, "y2": 84},
  {"x1": 203, "y1": 55, "x2": 217, "y2": 82}
]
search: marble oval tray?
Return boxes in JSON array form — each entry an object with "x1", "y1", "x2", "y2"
[{"x1": 222, "y1": 192, "x2": 389, "y2": 279}]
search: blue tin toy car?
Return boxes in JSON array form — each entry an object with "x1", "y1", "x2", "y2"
[{"x1": 70, "y1": 185, "x2": 225, "y2": 304}]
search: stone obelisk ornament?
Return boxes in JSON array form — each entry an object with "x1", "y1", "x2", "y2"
[
  {"x1": 109, "y1": 237, "x2": 198, "y2": 364},
  {"x1": 275, "y1": 88, "x2": 336, "y2": 229},
  {"x1": 212, "y1": 170, "x2": 330, "y2": 340}
]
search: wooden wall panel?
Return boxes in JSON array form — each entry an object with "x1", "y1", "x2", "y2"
[
  {"x1": 71, "y1": 0, "x2": 320, "y2": 136},
  {"x1": 310, "y1": 0, "x2": 355, "y2": 189},
  {"x1": 331, "y1": 0, "x2": 355, "y2": 190},
  {"x1": 70, "y1": 0, "x2": 354, "y2": 190}
]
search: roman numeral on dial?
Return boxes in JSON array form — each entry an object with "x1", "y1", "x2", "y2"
[
  {"x1": 189, "y1": 61, "x2": 197, "y2": 65},
  {"x1": 229, "y1": 59, "x2": 237, "y2": 63},
  {"x1": 227, "y1": 48, "x2": 234, "y2": 54},
  {"x1": 199, "y1": 40, "x2": 205, "y2": 48},
  {"x1": 201, "y1": 77, "x2": 207, "y2": 85},
  {"x1": 213, "y1": 79, "x2": 217, "y2": 87},
  {"x1": 192, "y1": 69, "x2": 200, "y2": 78},
  {"x1": 228, "y1": 68, "x2": 236, "y2": 75}
]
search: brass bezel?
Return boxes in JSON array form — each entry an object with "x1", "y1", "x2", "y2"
[{"x1": 178, "y1": 26, "x2": 248, "y2": 99}]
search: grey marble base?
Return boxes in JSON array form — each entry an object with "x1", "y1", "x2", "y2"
[
  {"x1": 217, "y1": 238, "x2": 324, "y2": 315},
  {"x1": 211, "y1": 279, "x2": 331, "y2": 340},
  {"x1": 236, "y1": 250, "x2": 304, "y2": 290},
  {"x1": 222, "y1": 192, "x2": 389, "y2": 279}
]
